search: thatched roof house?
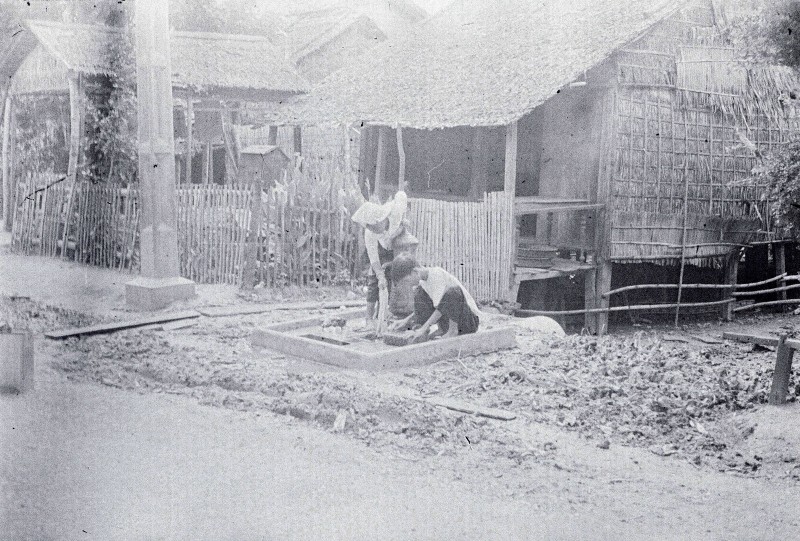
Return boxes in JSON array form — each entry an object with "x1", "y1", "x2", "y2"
[
  {"x1": 286, "y1": 0, "x2": 800, "y2": 332},
  {"x1": 7, "y1": 20, "x2": 309, "y2": 100}
]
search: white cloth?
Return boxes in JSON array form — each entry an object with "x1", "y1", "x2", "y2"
[
  {"x1": 364, "y1": 191, "x2": 409, "y2": 274},
  {"x1": 419, "y1": 267, "x2": 482, "y2": 318}
]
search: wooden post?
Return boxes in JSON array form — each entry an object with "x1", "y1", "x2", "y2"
[
  {"x1": 396, "y1": 126, "x2": 406, "y2": 192},
  {"x1": 126, "y1": 0, "x2": 194, "y2": 310},
  {"x1": 60, "y1": 73, "x2": 84, "y2": 259},
  {"x1": 203, "y1": 143, "x2": 211, "y2": 185},
  {"x1": 470, "y1": 126, "x2": 489, "y2": 199},
  {"x1": 374, "y1": 126, "x2": 387, "y2": 199},
  {"x1": 775, "y1": 242, "x2": 787, "y2": 308},
  {"x1": 2, "y1": 93, "x2": 11, "y2": 232},
  {"x1": 722, "y1": 250, "x2": 739, "y2": 322},
  {"x1": 185, "y1": 94, "x2": 193, "y2": 183},
  {"x1": 268, "y1": 125, "x2": 278, "y2": 146},
  {"x1": 768, "y1": 335, "x2": 794, "y2": 405},
  {"x1": 241, "y1": 177, "x2": 263, "y2": 289},
  {"x1": 293, "y1": 126, "x2": 302, "y2": 155},
  {"x1": 504, "y1": 121, "x2": 519, "y2": 302},
  {"x1": 584, "y1": 268, "x2": 597, "y2": 333}
]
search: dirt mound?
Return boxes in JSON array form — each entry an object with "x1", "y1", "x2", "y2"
[{"x1": 0, "y1": 296, "x2": 96, "y2": 333}]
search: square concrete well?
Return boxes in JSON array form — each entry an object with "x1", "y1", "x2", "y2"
[{"x1": 250, "y1": 309, "x2": 518, "y2": 370}]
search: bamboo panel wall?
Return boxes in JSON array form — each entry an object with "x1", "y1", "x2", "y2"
[
  {"x1": 406, "y1": 191, "x2": 514, "y2": 302},
  {"x1": 612, "y1": 87, "x2": 793, "y2": 218},
  {"x1": 610, "y1": 211, "x2": 763, "y2": 265}
]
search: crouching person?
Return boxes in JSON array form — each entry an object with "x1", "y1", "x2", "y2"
[{"x1": 388, "y1": 255, "x2": 481, "y2": 342}]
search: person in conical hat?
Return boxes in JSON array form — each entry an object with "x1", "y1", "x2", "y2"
[{"x1": 351, "y1": 189, "x2": 417, "y2": 332}]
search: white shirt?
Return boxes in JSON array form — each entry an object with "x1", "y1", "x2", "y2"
[{"x1": 419, "y1": 267, "x2": 482, "y2": 318}]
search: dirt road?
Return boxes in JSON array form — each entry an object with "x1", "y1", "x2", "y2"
[
  {"x1": 3, "y1": 360, "x2": 800, "y2": 540},
  {"x1": 3, "y1": 241, "x2": 800, "y2": 540}
]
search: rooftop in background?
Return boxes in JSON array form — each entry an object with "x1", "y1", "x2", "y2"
[
  {"x1": 5, "y1": 19, "x2": 309, "y2": 99},
  {"x1": 293, "y1": 0, "x2": 682, "y2": 128}
]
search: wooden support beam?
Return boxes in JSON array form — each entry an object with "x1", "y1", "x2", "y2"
[
  {"x1": 185, "y1": 94, "x2": 193, "y2": 183},
  {"x1": 267, "y1": 125, "x2": 278, "y2": 146},
  {"x1": 202, "y1": 142, "x2": 211, "y2": 185},
  {"x1": 293, "y1": 125, "x2": 302, "y2": 155},
  {"x1": 504, "y1": 121, "x2": 518, "y2": 194},
  {"x1": 2, "y1": 93, "x2": 11, "y2": 232},
  {"x1": 374, "y1": 126, "x2": 387, "y2": 199},
  {"x1": 769, "y1": 335, "x2": 794, "y2": 405},
  {"x1": 396, "y1": 126, "x2": 406, "y2": 192},
  {"x1": 595, "y1": 259, "x2": 612, "y2": 335},
  {"x1": 60, "y1": 73, "x2": 84, "y2": 259},
  {"x1": 470, "y1": 126, "x2": 488, "y2": 199},
  {"x1": 775, "y1": 243, "x2": 787, "y2": 308},
  {"x1": 584, "y1": 268, "x2": 597, "y2": 333},
  {"x1": 722, "y1": 251, "x2": 739, "y2": 321},
  {"x1": 504, "y1": 121, "x2": 519, "y2": 301}
]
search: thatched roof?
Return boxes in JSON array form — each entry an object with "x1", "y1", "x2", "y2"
[
  {"x1": 286, "y1": 8, "x2": 377, "y2": 62},
  {"x1": 294, "y1": 0, "x2": 683, "y2": 128},
  {"x1": 9, "y1": 20, "x2": 308, "y2": 98}
]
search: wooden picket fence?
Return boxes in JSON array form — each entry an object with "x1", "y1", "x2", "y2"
[
  {"x1": 11, "y1": 179, "x2": 360, "y2": 286},
  {"x1": 11, "y1": 178, "x2": 140, "y2": 270}
]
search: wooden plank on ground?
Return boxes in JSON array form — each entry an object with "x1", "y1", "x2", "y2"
[
  {"x1": 722, "y1": 332, "x2": 800, "y2": 350},
  {"x1": 198, "y1": 301, "x2": 365, "y2": 318},
  {"x1": 424, "y1": 396, "x2": 516, "y2": 420},
  {"x1": 45, "y1": 311, "x2": 200, "y2": 339}
]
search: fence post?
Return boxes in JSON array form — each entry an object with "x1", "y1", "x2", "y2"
[
  {"x1": 722, "y1": 250, "x2": 739, "y2": 322},
  {"x1": 241, "y1": 179, "x2": 262, "y2": 289},
  {"x1": 768, "y1": 335, "x2": 794, "y2": 405}
]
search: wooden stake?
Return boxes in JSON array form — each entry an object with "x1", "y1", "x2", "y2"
[
  {"x1": 504, "y1": 121, "x2": 518, "y2": 300},
  {"x1": 768, "y1": 335, "x2": 794, "y2": 405}
]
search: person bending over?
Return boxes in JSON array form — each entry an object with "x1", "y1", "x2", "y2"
[{"x1": 389, "y1": 255, "x2": 481, "y2": 342}]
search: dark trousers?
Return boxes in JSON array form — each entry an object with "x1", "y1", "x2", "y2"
[{"x1": 413, "y1": 286, "x2": 479, "y2": 335}]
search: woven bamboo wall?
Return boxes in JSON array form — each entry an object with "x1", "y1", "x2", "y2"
[
  {"x1": 406, "y1": 191, "x2": 513, "y2": 302},
  {"x1": 609, "y1": 3, "x2": 800, "y2": 266}
]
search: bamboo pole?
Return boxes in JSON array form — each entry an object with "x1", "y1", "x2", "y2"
[
  {"x1": 734, "y1": 298, "x2": 800, "y2": 313},
  {"x1": 674, "y1": 155, "x2": 691, "y2": 326},
  {"x1": 604, "y1": 282, "x2": 734, "y2": 298},
  {"x1": 516, "y1": 298, "x2": 733, "y2": 317},
  {"x1": 731, "y1": 282, "x2": 800, "y2": 297}
]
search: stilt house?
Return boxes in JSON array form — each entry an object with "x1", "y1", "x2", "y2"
[{"x1": 295, "y1": 0, "x2": 800, "y2": 332}]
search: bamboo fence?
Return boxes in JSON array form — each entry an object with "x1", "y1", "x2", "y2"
[
  {"x1": 11, "y1": 180, "x2": 360, "y2": 286},
  {"x1": 406, "y1": 191, "x2": 514, "y2": 302}
]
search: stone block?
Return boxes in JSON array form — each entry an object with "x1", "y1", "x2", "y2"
[
  {"x1": 125, "y1": 276, "x2": 195, "y2": 311},
  {"x1": 0, "y1": 332, "x2": 34, "y2": 394}
]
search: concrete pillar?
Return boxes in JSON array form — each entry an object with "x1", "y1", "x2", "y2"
[{"x1": 126, "y1": 0, "x2": 194, "y2": 310}]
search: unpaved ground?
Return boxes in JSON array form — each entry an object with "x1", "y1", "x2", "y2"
[{"x1": 3, "y1": 244, "x2": 800, "y2": 539}]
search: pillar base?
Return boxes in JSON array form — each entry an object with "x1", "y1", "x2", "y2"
[{"x1": 125, "y1": 276, "x2": 195, "y2": 311}]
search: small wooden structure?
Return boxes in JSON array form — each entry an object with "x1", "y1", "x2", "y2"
[
  {"x1": 238, "y1": 145, "x2": 291, "y2": 186},
  {"x1": 291, "y1": 0, "x2": 800, "y2": 333}
]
